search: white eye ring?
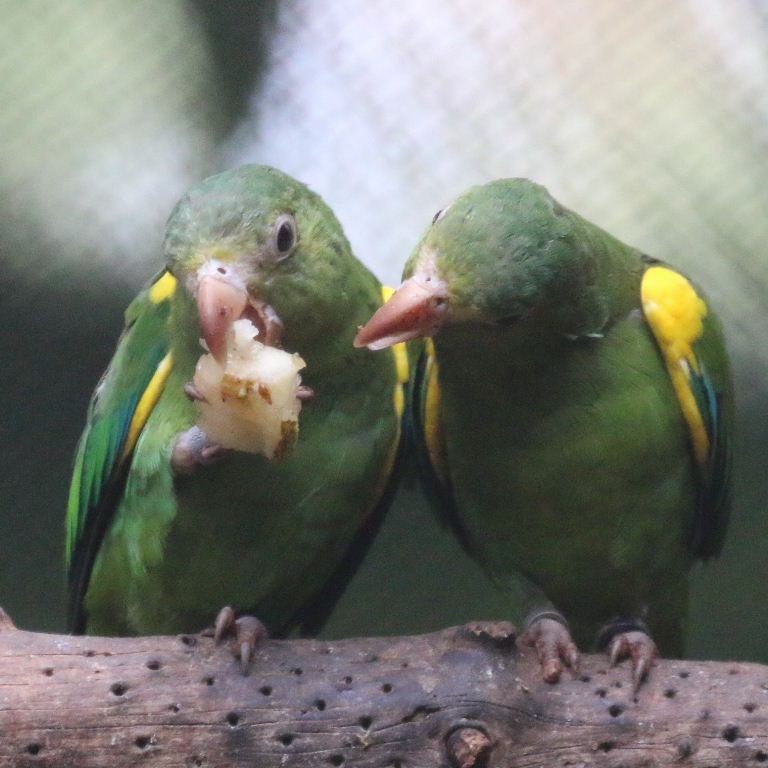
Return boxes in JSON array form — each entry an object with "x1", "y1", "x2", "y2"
[{"x1": 272, "y1": 213, "x2": 298, "y2": 259}]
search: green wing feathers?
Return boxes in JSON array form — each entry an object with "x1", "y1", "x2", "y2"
[{"x1": 66, "y1": 270, "x2": 176, "y2": 629}]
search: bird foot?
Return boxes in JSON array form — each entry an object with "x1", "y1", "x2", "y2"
[
  {"x1": 211, "y1": 606, "x2": 268, "y2": 675},
  {"x1": 171, "y1": 426, "x2": 225, "y2": 475},
  {"x1": 606, "y1": 630, "x2": 657, "y2": 688},
  {"x1": 598, "y1": 618, "x2": 657, "y2": 689},
  {"x1": 520, "y1": 612, "x2": 580, "y2": 683}
]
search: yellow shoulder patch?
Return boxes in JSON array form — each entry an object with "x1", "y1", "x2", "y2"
[
  {"x1": 122, "y1": 352, "x2": 174, "y2": 459},
  {"x1": 149, "y1": 271, "x2": 177, "y2": 304},
  {"x1": 371, "y1": 286, "x2": 410, "y2": 501},
  {"x1": 423, "y1": 337, "x2": 450, "y2": 487},
  {"x1": 641, "y1": 265, "x2": 710, "y2": 466},
  {"x1": 381, "y1": 286, "x2": 409, "y2": 417}
]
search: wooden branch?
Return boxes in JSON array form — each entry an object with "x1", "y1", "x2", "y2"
[{"x1": 1, "y1": 611, "x2": 767, "y2": 767}]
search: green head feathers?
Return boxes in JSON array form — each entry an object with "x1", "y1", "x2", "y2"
[
  {"x1": 406, "y1": 178, "x2": 640, "y2": 334},
  {"x1": 162, "y1": 164, "x2": 373, "y2": 354}
]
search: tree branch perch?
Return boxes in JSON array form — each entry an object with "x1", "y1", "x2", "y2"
[{"x1": 0, "y1": 609, "x2": 766, "y2": 767}]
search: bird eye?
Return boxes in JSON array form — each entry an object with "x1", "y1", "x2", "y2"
[{"x1": 272, "y1": 213, "x2": 298, "y2": 259}]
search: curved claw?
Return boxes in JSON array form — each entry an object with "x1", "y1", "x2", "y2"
[
  {"x1": 607, "y1": 630, "x2": 657, "y2": 689},
  {"x1": 235, "y1": 617, "x2": 267, "y2": 674},
  {"x1": 296, "y1": 385, "x2": 315, "y2": 401},
  {"x1": 214, "y1": 606, "x2": 236, "y2": 644},
  {"x1": 184, "y1": 381, "x2": 209, "y2": 403},
  {"x1": 521, "y1": 616, "x2": 580, "y2": 684}
]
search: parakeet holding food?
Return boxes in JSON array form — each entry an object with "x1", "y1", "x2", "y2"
[
  {"x1": 356, "y1": 178, "x2": 731, "y2": 683},
  {"x1": 67, "y1": 165, "x2": 405, "y2": 662}
]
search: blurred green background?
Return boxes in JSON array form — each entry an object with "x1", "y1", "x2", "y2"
[{"x1": 1, "y1": 0, "x2": 767, "y2": 661}]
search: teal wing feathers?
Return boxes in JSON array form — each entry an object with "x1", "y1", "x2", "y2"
[
  {"x1": 686, "y1": 315, "x2": 732, "y2": 558},
  {"x1": 66, "y1": 269, "x2": 176, "y2": 631},
  {"x1": 640, "y1": 264, "x2": 732, "y2": 560}
]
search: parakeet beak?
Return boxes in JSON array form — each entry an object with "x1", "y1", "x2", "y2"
[
  {"x1": 354, "y1": 274, "x2": 448, "y2": 350},
  {"x1": 196, "y1": 261, "x2": 285, "y2": 362},
  {"x1": 197, "y1": 272, "x2": 249, "y2": 363}
]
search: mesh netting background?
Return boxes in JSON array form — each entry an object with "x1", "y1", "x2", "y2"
[{"x1": 1, "y1": 0, "x2": 767, "y2": 661}]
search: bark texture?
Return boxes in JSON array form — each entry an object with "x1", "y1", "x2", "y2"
[{"x1": 1, "y1": 613, "x2": 767, "y2": 767}]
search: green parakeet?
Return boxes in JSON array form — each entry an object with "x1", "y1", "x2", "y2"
[
  {"x1": 356, "y1": 178, "x2": 731, "y2": 682},
  {"x1": 67, "y1": 165, "x2": 405, "y2": 655}
]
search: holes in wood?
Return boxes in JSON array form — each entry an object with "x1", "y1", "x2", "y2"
[
  {"x1": 110, "y1": 682, "x2": 128, "y2": 696},
  {"x1": 226, "y1": 711, "x2": 242, "y2": 727},
  {"x1": 677, "y1": 741, "x2": 693, "y2": 759}
]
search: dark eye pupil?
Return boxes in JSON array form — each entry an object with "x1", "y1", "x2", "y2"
[{"x1": 276, "y1": 222, "x2": 294, "y2": 252}]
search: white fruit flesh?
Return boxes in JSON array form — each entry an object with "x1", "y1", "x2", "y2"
[{"x1": 193, "y1": 319, "x2": 306, "y2": 459}]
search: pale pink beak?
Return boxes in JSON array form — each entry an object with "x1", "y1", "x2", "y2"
[
  {"x1": 354, "y1": 275, "x2": 448, "y2": 350},
  {"x1": 197, "y1": 274, "x2": 248, "y2": 363}
]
